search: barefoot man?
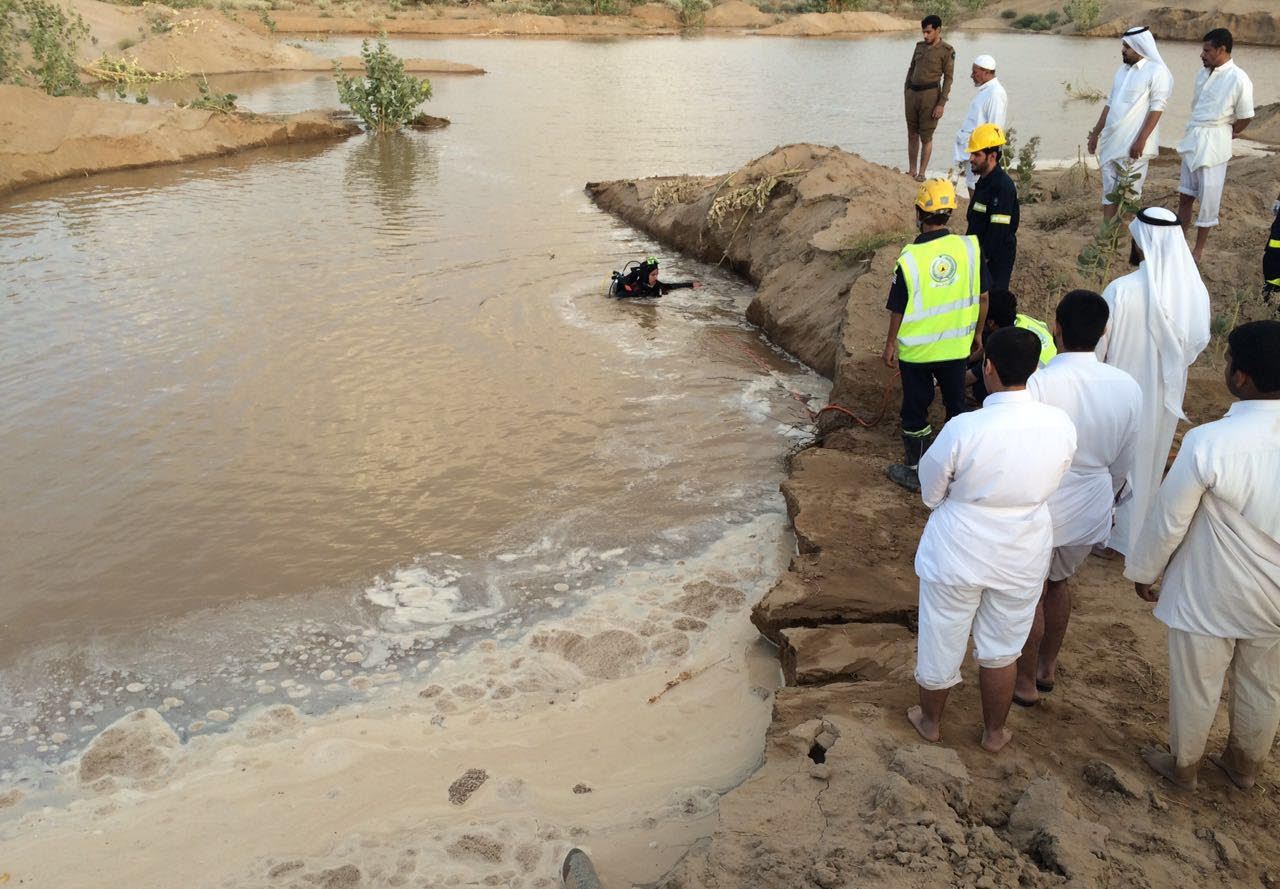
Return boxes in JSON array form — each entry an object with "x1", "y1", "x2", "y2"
[
  {"x1": 1126, "y1": 320, "x2": 1280, "y2": 791},
  {"x1": 1176, "y1": 27, "x2": 1253, "y2": 263},
  {"x1": 1014, "y1": 290, "x2": 1141, "y2": 706},
  {"x1": 909, "y1": 327, "x2": 1076, "y2": 752}
]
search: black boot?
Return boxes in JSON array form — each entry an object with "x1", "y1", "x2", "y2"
[{"x1": 887, "y1": 433, "x2": 928, "y2": 493}]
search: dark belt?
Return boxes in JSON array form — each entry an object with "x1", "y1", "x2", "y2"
[{"x1": 908, "y1": 82, "x2": 941, "y2": 92}]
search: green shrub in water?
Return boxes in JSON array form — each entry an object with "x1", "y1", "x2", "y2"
[
  {"x1": 334, "y1": 36, "x2": 432, "y2": 134},
  {"x1": 180, "y1": 76, "x2": 237, "y2": 112},
  {"x1": 0, "y1": 0, "x2": 92, "y2": 95}
]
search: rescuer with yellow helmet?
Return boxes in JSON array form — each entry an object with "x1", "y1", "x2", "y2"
[
  {"x1": 883, "y1": 178, "x2": 991, "y2": 492},
  {"x1": 965, "y1": 123, "x2": 1020, "y2": 291}
]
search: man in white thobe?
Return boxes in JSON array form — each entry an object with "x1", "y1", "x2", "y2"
[
  {"x1": 909, "y1": 327, "x2": 1075, "y2": 754},
  {"x1": 1085, "y1": 26, "x2": 1173, "y2": 219},
  {"x1": 953, "y1": 54, "x2": 1008, "y2": 195},
  {"x1": 1176, "y1": 27, "x2": 1254, "y2": 263},
  {"x1": 1014, "y1": 290, "x2": 1141, "y2": 706},
  {"x1": 1127, "y1": 320, "x2": 1280, "y2": 792},
  {"x1": 1096, "y1": 207, "x2": 1210, "y2": 556}
]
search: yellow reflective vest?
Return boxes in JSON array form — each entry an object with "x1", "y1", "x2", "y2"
[
  {"x1": 896, "y1": 233, "x2": 982, "y2": 363},
  {"x1": 1015, "y1": 313, "x2": 1058, "y2": 367}
]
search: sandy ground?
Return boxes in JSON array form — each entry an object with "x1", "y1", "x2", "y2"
[
  {"x1": 0, "y1": 522, "x2": 789, "y2": 888},
  {"x1": 588, "y1": 137, "x2": 1280, "y2": 888},
  {"x1": 68, "y1": 0, "x2": 486, "y2": 76},
  {"x1": 251, "y1": 0, "x2": 914, "y2": 37},
  {"x1": 0, "y1": 84, "x2": 359, "y2": 196}
]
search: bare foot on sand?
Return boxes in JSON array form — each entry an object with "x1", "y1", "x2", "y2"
[
  {"x1": 1208, "y1": 754, "x2": 1256, "y2": 790},
  {"x1": 906, "y1": 706, "x2": 941, "y2": 743},
  {"x1": 981, "y1": 726, "x2": 1013, "y2": 753},
  {"x1": 1142, "y1": 745, "x2": 1197, "y2": 791}
]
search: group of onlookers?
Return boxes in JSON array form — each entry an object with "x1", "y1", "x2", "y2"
[{"x1": 880, "y1": 18, "x2": 1280, "y2": 791}]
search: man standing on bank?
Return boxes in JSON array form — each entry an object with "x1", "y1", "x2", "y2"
[
  {"x1": 883, "y1": 179, "x2": 989, "y2": 493},
  {"x1": 953, "y1": 54, "x2": 1007, "y2": 196},
  {"x1": 904, "y1": 15, "x2": 956, "y2": 182},
  {"x1": 909, "y1": 327, "x2": 1076, "y2": 753},
  {"x1": 965, "y1": 124, "x2": 1019, "y2": 291},
  {"x1": 1014, "y1": 290, "x2": 1142, "y2": 707},
  {"x1": 1086, "y1": 26, "x2": 1173, "y2": 220},
  {"x1": 1095, "y1": 208, "x2": 1210, "y2": 556},
  {"x1": 1177, "y1": 28, "x2": 1254, "y2": 263},
  {"x1": 1126, "y1": 320, "x2": 1280, "y2": 792}
]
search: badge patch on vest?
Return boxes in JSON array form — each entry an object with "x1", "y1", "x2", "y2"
[{"x1": 929, "y1": 254, "x2": 959, "y2": 286}]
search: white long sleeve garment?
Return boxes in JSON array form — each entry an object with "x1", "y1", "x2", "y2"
[
  {"x1": 1126, "y1": 400, "x2": 1280, "y2": 639},
  {"x1": 1176, "y1": 59, "x2": 1254, "y2": 170},
  {"x1": 953, "y1": 78, "x2": 1009, "y2": 165},
  {"x1": 1098, "y1": 57, "x2": 1173, "y2": 165},
  {"x1": 916, "y1": 390, "x2": 1077, "y2": 591},
  {"x1": 1096, "y1": 256, "x2": 1210, "y2": 554},
  {"x1": 1028, "y1": 352, "x2": 1143, "y2": 548}
]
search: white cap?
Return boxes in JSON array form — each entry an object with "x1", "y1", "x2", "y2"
[{"x1": 973, "y1": 54, "x2": 996, "y2": 71}]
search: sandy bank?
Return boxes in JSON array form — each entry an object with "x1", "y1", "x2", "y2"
[
  {"x1": 267, "y1": 7, "x2": 679, "y2": 37},
  {"x1": 590, "y1": 143, "x2": 1280, "y2": 889},
  {"x1": 756, "y1": 10, "x2": 913, "y2": 36},
  {"x1": 263, "y1": 0, "x2": 912, "y2": 37},
  {"x1": 1090, "y1": 6, "x2": 1279, "y2": 47},
  {"x1": 0, "y1": 85, "x2": 358, "y2": 197},
  {"x1": 67, "y1": 0, "x2": 486, "y2": 77},
  {"x1": 0, "y1": 522, "x2": 787, "y2": 888}
]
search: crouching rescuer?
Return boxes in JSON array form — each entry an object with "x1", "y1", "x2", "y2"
[{"x1": 883, "y1": 178, "x2": 990, "y2": 492}]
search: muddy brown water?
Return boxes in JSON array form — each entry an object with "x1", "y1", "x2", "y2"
[{"x1": 1, "y1": 33, "x2": 1277, "y2": 766}]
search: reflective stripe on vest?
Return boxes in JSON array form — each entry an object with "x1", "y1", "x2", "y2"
[
  {"x1": 896, "y1": 234, "x2": 982, "y2": 363},
  {"x1": 1270, "y1": 239, "x2": 1280, "y2": 248},
  {"x1": 1015, "y1": 313, "x2": 1058, "y2": 368},
  {"x1": 991, "y1": 214, "x2": 1012, "y2": 225}
]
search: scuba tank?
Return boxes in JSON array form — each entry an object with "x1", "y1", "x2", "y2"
[{"x1": 607, "y1": 257, "x2": 658, "y2": 298}]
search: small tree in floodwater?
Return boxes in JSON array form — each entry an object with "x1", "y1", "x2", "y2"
[{"x1": 333, "y1": 37, "x2": 432, "y2": 135}]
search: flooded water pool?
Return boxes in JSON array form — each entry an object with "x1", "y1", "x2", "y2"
[{"x1": 1, "y1": 31, "x2": 1277, "y2": 768}]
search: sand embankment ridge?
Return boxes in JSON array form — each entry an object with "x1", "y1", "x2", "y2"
[
  {"x1": 589, "y1": 142, "x2": 1280, "y2": 888},
  {"x1": 0, "y1": 85, "x2": 359, "y2": 196},
  {"x1": 70, "y1": 0, "x2": 488, "y2": 76}
]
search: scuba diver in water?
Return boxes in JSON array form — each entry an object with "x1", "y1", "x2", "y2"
[{"x1": 610, "y1": 257, "x2": 703, "y2": 298}]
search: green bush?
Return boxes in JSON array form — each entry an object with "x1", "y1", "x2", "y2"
[
  {"x1": 1012, "y1": 11, "x2": 1050, "y2": 29},
  {"x1": 670, "y1": 0, "x2": 708, "y2": 26},
  {"x1": 0, "y1": 0, "x2": 92, "y2": 95},
  {"x1": 333, "y1": 36, "x2": 432, "y2": 134},
  {"x1": 180, "y1": 76, "x2": 237, "y2": 112},
  {"x1": 1065, "y1": 0, "x2": 1100, "y2": 29},
  {"x1": 999, "y1": 8, "x2": 1015, "y2": 18},
  {"x1": 915, "y1": 0, "x2": 954, "y2": 19},
  {"x1": 961, "y1": 0, "x2": 985, "y2": 10}
]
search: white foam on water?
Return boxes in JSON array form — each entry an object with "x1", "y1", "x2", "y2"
[{"x1": 364, "y1": 565, "x2": 502, "y2": 628}]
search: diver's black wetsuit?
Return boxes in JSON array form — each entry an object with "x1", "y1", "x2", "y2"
[{"x1": 615, "y1": 278, "x2": 696, "y2": 298}]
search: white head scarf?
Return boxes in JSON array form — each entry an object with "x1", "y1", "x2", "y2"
[
  {"x1": 1122, "y1": 25, "x2": 1164, "y2": 68},
  {"x1": 1129, "y1": 207, "x2": 1211, "y2": 418}
]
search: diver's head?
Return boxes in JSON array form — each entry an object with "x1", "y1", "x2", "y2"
[{"x1": 641, "y1": 256, "x2": 659, "y2": 285}]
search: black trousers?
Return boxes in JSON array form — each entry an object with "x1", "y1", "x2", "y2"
[
  {"x1": 899, "y1": 358, "x2": 967, "y2": 435},
  {"x1": 988, "y1": 244, "x2": 1016, "y2": 292}
]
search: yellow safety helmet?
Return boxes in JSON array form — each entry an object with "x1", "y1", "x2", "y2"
[
  {"x1": 966, "y1": 122, "x2": 1007, "y2": 154},
  {"x1": 915, "y1": 178, "x2": 957, "y2": 214}
]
